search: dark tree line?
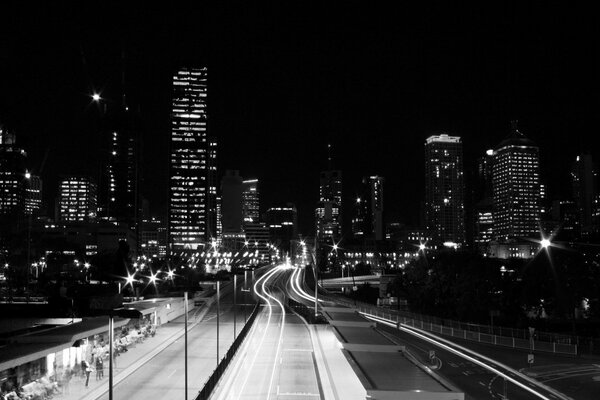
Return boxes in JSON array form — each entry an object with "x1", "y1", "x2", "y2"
[{"x1": 388, "y1": 248, "x2": 600, "y2": 332}]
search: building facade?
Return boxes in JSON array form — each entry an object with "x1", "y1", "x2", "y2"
[
  {"x1": 424, "y1": 134, "x2": 465, "y2": 245},
  {"x1": 492, "y1": 122, "x2": 540, "y2": 240},
  {"x1": 168, "y1": 67, "x2": 217, "y2": 254},
  {"x1": 316, "y1": 170, "x2": 342, "y2": 244},
  {"x1": 58, "y1": 176, "x2": 97, "y2": 223},
  {"x1": 242, "y1": 179, "x2": 260, "y2": 224},
  {"x1": 571, "y1": 154, "x2": 597, "y2": 237}
]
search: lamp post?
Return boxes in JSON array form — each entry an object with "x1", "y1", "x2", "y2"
[
  {"x1": 107, "y1": 308, "x2": 142, "y2": 400},
  {"x1": 184, "y1": 291, "x2": 188, "y2": 400}
]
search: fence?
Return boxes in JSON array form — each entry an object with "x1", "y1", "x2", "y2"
[
  {"x1": 325, "y1": 295, "x2": 579, "y2": 356},
  {"x1": 195, "y1": 301, "x2": 260, "y2": 400}
]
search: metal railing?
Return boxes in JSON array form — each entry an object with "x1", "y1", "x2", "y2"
[
  {"x1": 325, "y1": 295, "x2": 579, "y2": 355},
  {"x1": 195, "y1": 301, "x2": 260, "y2": 400}
]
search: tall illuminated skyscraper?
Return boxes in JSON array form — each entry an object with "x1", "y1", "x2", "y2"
[
  {"x1": 168, "y1": 67, "x2": 217, "y2": 253},
  {"x1": 424, "y1": 134, "x2": 465, "y2": 245},
  {"x1": 0, "y1": 129, "x2": 27, "y2": 216},
  {"x1": 315, "y1": 145, "x2": 342, "y2": 244},
  {"x1": 242, "y1": 179, "x2": 260, "y2": 224},
  {"x1": 492, "y1": 121, "x2": 540, "y2": 240}
]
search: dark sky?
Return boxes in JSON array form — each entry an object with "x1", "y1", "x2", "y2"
[{"x1": 1, "y1": 4, "x2": 598, "y2": 235}]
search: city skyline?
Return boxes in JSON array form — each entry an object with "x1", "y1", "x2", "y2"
[{"x1": 1, "y1": 4, "x2": 597, "y2": 235}]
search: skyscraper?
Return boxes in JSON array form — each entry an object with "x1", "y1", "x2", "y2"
[
  {"x1": 352, "y1": 176, "x2": 385, "y2": 241},
  {"x1": 474, "y1": 150, "x2": 494, "y2": 249},
  {"x1": 24, "y1": 175, "x2": 42, "y2": 215},
  {"x1": 221, "y1": 170, "x2": 243, "y2": 234},
  {"x1": 58, "y1": 176, "x2": 97, "y2": 222},
  {"x1": 98, "y1": 107, "x2": 140, "y2": 230},
  {"x1": 492, "y1": 121, "x2": 540, "y2": 240},
  {"x1": 424, "y1": 134, "x2": 465, "y2": 245},
  {"x1": 242, "y1": 179, "x2": 260, "y2": 224},
  {"x1": 0, "y1": 129, "x2": 28, "y2": 216},
  {"x1": 315, "y1": 144, "x2": 342, "y2": 245},
  {"x1": 571, "y1": 154, "x2": 597, "y2": 236},
  {"x1": 168, "y1": 67, "x2": 217, "y2": 253},
  {"x1": 266, "y1": 204, "x2": 298, "y2": 252}
]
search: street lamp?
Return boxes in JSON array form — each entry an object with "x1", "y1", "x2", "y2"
[
  {"x1": 106, "y1": 308, "x2": 142, "y2": 400},
  {"x1": 540, "y1": 238, "x2": 551, "y2": 249},
  {"x1": 92, "y1": 93, "x2": 101, "y2": 101}
]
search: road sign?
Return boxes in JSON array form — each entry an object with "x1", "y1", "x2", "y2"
[{"x1": 528, "y1": 353, "x2": 534, "y2": 364}]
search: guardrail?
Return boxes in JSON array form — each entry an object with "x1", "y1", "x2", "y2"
[
  {"x1": 326, "y1": 296, "x2": 578, "y2": 356},
  {"x1": 195, "y1": 301, "x2": 260, "y2": 400}
]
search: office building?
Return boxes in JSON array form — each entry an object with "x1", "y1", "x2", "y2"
[
  {"x1": 492, "y1": 121, "x2": 540, "y2": 240},
  {"x1": 58, "y1": 176, "x2": 97, "y2": 223},
  {"x1": 140, "y1": 217, "x2": 167, "y2": 259},
  {"x1": 221, "y1": 170, "x2": 243, "y2": 234},
  {"x1": 424, "y1": 134, "x2": 465, "y2": 245},
  {"x1": 266, "y1": 204, "x2": 298, "y2": 252},
  {"x1": 352, "y1": 176, "x2": 385, "y2": 241},
  {"x1": 571, "y1": 154, "x2": 597, "y2": 236},
  {"x1": 25, "y1": 175, "x2": 42, "y2": 215},
  {"x1": 0, "y1": 129, "x2": 27, "y2": 216},
  {"x1": 316, "y1": 170, "x2": 342, "y2": 242},
  {"x1": 98, "y1": 106, "x2": 140, "y2": 231},
  {"x1": 168, "y1": 67, "x2": 217, "y2": 253},
  {"x1": 242, "y1": 179, "x2": 260, "y2": 224}
]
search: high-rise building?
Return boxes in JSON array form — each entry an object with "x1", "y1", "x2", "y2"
[
  {"x1": 474, "y1": 150, "x2": 494, "y2": 249},
  {"x1": 98, "y1": 107, "x2": 140, "y2": 231},
  {"x1": 140, "y1": 217, "x2": 167, "y2": 259},
  {"x1": 0, "y1": 129, "x2": 27, "y2": 216},
  {"x1": 352, "y1": 176, "x2": 385, "y2": 241},
  {"x1": 242, "y1": 179, "x2": 260, "y2": 224},
  {"x1": 571, "y1": 154, "x2": 597, "y2": 236},
  {"x1": 351, "y1": 196, "x2": 367, "y2": 238},
  {"x1": 221, "y1": 170, "x2": 243, "y2": 234},
  {"x1": 58, "y1": 176, "x2": 97, "y2": 222},
  {"x1": 424, "y1": 134, "x2": 465, "y2": 245},
  {"x1": 25, "y1": 175, "x2": 42, "y2": 216},
  {"x1": 315, "y1": 169, "x2": 342, "y2": 244},
  {"x1": 266, "y1": 204, "x2": 298, "y2": 252},
  {"x1": 492, "y1": 121, "x2": 540, "y2": 240},
  {"x1": 168, "y1": 67, "x2": 217, "y2": 253}
]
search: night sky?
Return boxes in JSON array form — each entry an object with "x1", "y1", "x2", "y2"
[{"x1": 1, "y1": 4, "x2": 597, "y2": 235}]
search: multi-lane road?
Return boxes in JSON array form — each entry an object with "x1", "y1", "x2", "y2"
[{"x1": 211, "y1": 265, "x2": 323, "y2": 400}]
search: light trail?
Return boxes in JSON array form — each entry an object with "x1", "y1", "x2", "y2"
[
  {"x1": 293, "y1": 267, "x2": 324, "y2": 304},
  {"x1": 359, "y1": 312, "x2": 570, "y2": 400},
  {"x1": 262, "y1": 266, "x2": 286, "y2": 400},
  {"x1": 291, "y1": 267, "x2": 314, "y2": 303},
  {"x1": 233, "y1": 265, "x2": 282, "y2": 400}
]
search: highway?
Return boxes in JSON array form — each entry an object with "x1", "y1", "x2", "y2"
[{"x1": 212, "y1": 264, "x2": 323, "y2": 400}]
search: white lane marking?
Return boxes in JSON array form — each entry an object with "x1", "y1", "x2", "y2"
[{"x1": 167, "y1": 369, "x2": 177, "y2": 379}]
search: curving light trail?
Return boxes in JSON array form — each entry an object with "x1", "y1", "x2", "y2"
[
  {"x1": 233, "y1": 265, "x2": 285, "y2": 400},
  {"x1": 360, "y1": 312, "x2": 569, "y2": 400}
]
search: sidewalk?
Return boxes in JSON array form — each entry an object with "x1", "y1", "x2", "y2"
[{"x1": 50, "y1": 299, "x2": 214, "y2": 400}]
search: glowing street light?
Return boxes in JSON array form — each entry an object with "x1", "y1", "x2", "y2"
[
  {"x1": 149, "y1": 272, "x2": 157, "y2": 285},
  {"x1": 125, "y1": 273, "x2": 135, "y2": 286},
  {"x1": 419, "y1": 243, "x2": 426, "y2": 251},
  {"x1": 92, "y1": 93, "x2": 101, "y2": 101},
  {"x1": 540, "y1": 238, "x2": 551, "y2": 249}
]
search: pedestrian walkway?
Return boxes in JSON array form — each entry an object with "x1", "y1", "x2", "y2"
[{"x1": 47, "y1": 301, "x2": 214, "y2": 400}]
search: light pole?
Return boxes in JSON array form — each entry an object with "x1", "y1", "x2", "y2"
[
  {"x1": 107, "y1": 308, "x2": 142, "y2": 400},
  {"x1": 216, "y1": 280, "x2": 220, "y2": 365},
  {"x1": 184, "y1": 291, "x2": 188, "y2": 400}
]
